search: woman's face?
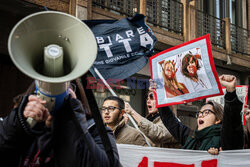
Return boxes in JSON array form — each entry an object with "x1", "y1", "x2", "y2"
[
  {"x1": 164, "y1": 63, "x2": 175, "y2": 79},
  {"x1": 187, "y1": 57, "x2": 197, "y2": 76},
  {"x1": 197, "y1": 104, "x2": 220, "y2": 130},
  {"x1": 146, "y1": 92, "x2": 158, "y2": 114}
]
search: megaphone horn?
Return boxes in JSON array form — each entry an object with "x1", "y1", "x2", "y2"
[{"x1": 8, "y1": 11, "x2": 97, "y2": 127}]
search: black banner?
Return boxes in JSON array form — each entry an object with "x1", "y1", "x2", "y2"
[{"x1": 83, "y1": 14, "x2": 157, "y2": 80}]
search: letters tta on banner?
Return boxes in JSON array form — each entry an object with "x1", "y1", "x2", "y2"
[
  {"x1": 207, "y1": 85, "x2": 249, "y2": 125},
  {"x1": 150, "y1": 34, "x2": 223, "y2": 107},
  {"x1": 117, "y1": 144, "x2": 250, "y2": 167},
  {"x1": 83, "y1": 14, "x2": 157, "y2": 80}
]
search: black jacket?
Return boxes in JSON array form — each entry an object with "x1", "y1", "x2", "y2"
[
  {"x1": 0, "y1": 96, "x2": 120, "y2": 167},
  {"x1": 159, "y1": 90, "x2": 244, "y2": 150},
  {"x1": 221, "y1": 91, "x2": 244, "y2": 150}
]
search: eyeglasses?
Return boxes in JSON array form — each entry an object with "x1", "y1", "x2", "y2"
[
  {"x1": 196, "y1": 109, "x2": 215, "y2": 118},
  {"x1": 101, "y1": 106, "x2": 121, "y2": 113},
  {"x1": 147, "y1": 93, "x2": 154, "y2": 100}
]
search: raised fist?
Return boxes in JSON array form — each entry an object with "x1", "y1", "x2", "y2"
[{"x1": 219, "y1": 75, "x2": 236, "y2": 93}]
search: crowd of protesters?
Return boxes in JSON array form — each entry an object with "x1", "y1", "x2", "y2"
[
  {"x1": 0, "y1": 74, "x2": 248, "y2": 166},
  {"x1": 105, "y1": 74, "x2": 245, "y2": 155}
]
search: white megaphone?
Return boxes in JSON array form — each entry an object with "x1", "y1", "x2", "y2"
[{"x1": 8, "y1": 11, "x2": 97, "y2": 127}]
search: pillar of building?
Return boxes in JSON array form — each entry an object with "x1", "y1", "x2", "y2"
[
  {"x1": 139, "y1": 0, "x2": 147, "y2": 16},
  {"x1": 87, "y1": 0, "x2": 93, "y2": 20},
  {"x1": 248, "y1": 0, "x2": 250, "y2": 30},
  {"x1": 236, "y1": 0, "x2": 243, "y2": 27},
  {"x1": 224, "y1": 17, "x2": 232, "y2": 56},
  {"x1": 189, "y1": 0, "x2": 196, "y2": 40},
  {"x1": 242, "y1": 0, "x2": 247, "y2": 29},
  {"x1": 69, "y1": 0, "x2": 76, "y2": 16},
  {"x1": 76, "y1": 0, "x2": 88, "y2": 20},
  {"x1": 181, "y1": 0, "x2": 189, "y2": 42}
]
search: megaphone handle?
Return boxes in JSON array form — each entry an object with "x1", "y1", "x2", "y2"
[
  {"x1": 25, "y1": 94, "x2": 42, "y2": 128},
  {"x1": 26, "y1": 94, "x2": 41, "y2": 128},
  {"x1": 26, "y1": 117, "x2": 37, "y2": 128}
]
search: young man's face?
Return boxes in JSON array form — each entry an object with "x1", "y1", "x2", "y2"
[
  {"x1": 187, "y1": 57, "x2": 197, "y2": 77},
  {"x1": 196, "y1": 104, "x2": 220, "y2": 130},
  {"x1": 102, "y1": 100, "x2": 123, "y2": 126},
  {"x1": 146, "y1": 92, "x2": 158, "y2": 114}
]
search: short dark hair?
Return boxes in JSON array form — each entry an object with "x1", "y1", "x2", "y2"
[
  {"x1": 205, "y1": 100, "x2": 224, "y2": 121},
  {"x1": 103, "y1": 96, "x2": 125, "y2": 110}
]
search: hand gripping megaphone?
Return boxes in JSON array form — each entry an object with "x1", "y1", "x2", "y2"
[{"x1": 8, "y1": 11, "x2": 97, "y2": 127}]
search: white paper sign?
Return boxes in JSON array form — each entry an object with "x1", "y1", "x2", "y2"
[{"x1": 117, "y1": 144, "x2": 250, "y2": 167}]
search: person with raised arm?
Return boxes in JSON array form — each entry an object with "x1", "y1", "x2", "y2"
[
  {"x1": 158, "y1": 74, "x2": 244, "y2": 154},
  {"x1": 125, "y1": 87, "x2": 180, "y2": 148}
]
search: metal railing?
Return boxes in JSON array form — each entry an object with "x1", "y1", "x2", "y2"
[
  {"x1": 92, "y1": 0, "x2": 139, "y2": 16},
  {"x1": 230, "y1": 24, "x2": 250, "y2": 56},
  {"x1": 196, "y1": 9, "x2": 226, "y2": 49},
  {"x1": 91, "y1": 0, "x2": 250, "y2": 57},
  {"x1": 146, "y1": 0, "x2": 183, "y2": 34}
]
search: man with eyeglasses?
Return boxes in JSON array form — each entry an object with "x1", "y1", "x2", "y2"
[{"x1": 101, "y1": 96, "x2": 148, "y2": 146}]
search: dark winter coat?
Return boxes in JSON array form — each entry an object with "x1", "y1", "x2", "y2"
[
  {"x1": 182, "y1": 124, "x2": 221, "y2": 150},
  {"x1": 0, "y1": 96, "x2": 120, "y2": 167}
]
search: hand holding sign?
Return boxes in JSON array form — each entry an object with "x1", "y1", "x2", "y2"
[
  {"x1": 149, "y1": 79, "x2": 157, "y2": 91},
  {"x1": 219, "y1": 75, "x2": 236, "y2": 93},
  {"x1": 124, "y1": 102, "x2": 135, "y2": 115}
]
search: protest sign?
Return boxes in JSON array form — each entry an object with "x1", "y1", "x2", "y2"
[
  {"x1": 206, "y1": 85, "x2": 248, "y2": 106},
  {"x1": 150, "y1": 34, "x2": 223, "y2": 107},
  {"x1": 117, "y1": 144, "x2": 250, "y2": 167}
]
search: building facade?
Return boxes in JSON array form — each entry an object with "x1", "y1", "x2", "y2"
[{"x1": 0, "y1": 0, "x2": 249, "y2": 129}]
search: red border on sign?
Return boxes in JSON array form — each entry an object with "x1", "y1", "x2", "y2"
[{"x1": 150, "y1": 34, "x2": 223, "y2": 108}]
